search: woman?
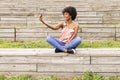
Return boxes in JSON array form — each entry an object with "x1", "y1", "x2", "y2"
[{"x1": 39, "y1": 6, "x2": 82, "y2": 54}]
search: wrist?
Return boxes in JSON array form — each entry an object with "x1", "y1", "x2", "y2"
[{"x1": 41, "y1": 20, "x2": 45, "y2": 24}]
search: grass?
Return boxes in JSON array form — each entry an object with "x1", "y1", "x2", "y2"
[
  {"x1": 79, "y1": 40, "x2": 120, "y2": 48},
  {"x1": 0, "y1": 39, "x2": 52, "y2": 48},
  {"x1": 0, "y1": 72, "x2": 120, "y2": 80},
  {"x1": 0, "y1": 40, "x2": 120, "y2": 48}
]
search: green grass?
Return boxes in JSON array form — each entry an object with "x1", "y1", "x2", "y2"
[
  {"x1": 79, "y1": 40, "x2": 120, "y2": 48},
  {"x1": 0, "y1": 39, "x2": 52, "y2": 48},
  {"x1": 0, "y1": 72, "x2": 120, "y2": 80},
  {"x1": 0, "y1": 40, "x2": 120, "y2": 48}
]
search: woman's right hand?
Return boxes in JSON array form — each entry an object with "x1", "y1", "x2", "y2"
[{"x1": 39, "y1": 14, "x2": 44, "y2": 23}]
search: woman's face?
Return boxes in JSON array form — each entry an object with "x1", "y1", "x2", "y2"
[{"x1": 63, "y1": 12, "x2": 72, "y2": 21}]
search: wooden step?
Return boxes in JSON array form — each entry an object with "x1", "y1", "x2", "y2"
[
  {"x1": 0, "y1": 48, "x2": 120, "y2": 57},
  {"x1": 0, "y1": 48, "x2": 119, "y2": 77}
]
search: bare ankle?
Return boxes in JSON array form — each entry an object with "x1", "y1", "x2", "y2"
[{"x1": 64, "y1": 50, "x2": 67, "y2": 53}]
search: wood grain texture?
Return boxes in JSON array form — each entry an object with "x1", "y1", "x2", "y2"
[
  {"x1": 0, "y1": 56, "x2": 90, "y2": 64},
  {"x1": 91, "y1": 57, "x2": 120, "y2": 64},
  {"x1": 38, "y1": 64, "x2": 120, "y2": 73},
  {"x1": 0, "y1": 64, "x2": 36, "y2": 72},
  {"x1": 0, "y1": 48, "x2": 119, "y2": 77}
]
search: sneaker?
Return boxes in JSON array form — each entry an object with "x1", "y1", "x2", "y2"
[
  {"x1": 55, "y1": 48, "x2": 63, "y2": 53},
  {"x1": 67, "y1": 49, "x2": 76, "y2": 54}
]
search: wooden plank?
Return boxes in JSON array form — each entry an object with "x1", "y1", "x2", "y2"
[
  {"x1": 26, "y1": 24, "x2": 44, "y2": 28},
  {"x1": 0, "y1": 56, "x2": 90, "y2": 64},
  {"x1": 0, "y1": 48, "x2": 120, "y2": 57},
  {"x1": 116, "y1": 27, "x2": 120, "y2": 32},
  {"x1": 0, "y1": 24, "x2": 27, "y2": 28},
  {"x1": 0, "y1": 49, "x2": 37, "y2": 56},
  {"x1": 81, "y1": 27, "x2": 115, "y2": 32},
  {"x1": 0, "y1": 1, "x2": 90, "y2": 7},
  {"x1": 16, "y1": 33, "x2": 47, "y2": 38},
  {"x1": 0, "y1": 16, "x2": 28, "y2": 18},
  {"x1": 0, "y1": 20, "x2": 27, "y2": 24},
  {"x1": 36, "y1": 48, "x2": 67, "y2": 57},
  {"x1": 16, "y1": 28, "x2": 48, "y2": 33},
  {"x1": 0, "y1": 64, "x2": 36, "y2": 72},
  {"x1": 34, "y1": 21, "x2": 60, "y2": 24},
  {"x1": 16, "y1": 37, "x2": 45, "y2": 41},
  {"x1": 0, "y1": 11, "x2": 33, "y2": 16},
  {"x1": 103, "y1": 17, "x2": 120, "y2": 21},
  {"x1": 1, "y1": 17, "x2": 26, "y2": 21},
  {"x1": 76, "y1": 48, "x2": 120, "y2": 57},
  {"x1": 91, "y1": 57, "x2": 120, "y2": 65},
  {"x1": 0, "y1": 28, "x2": 14, "y2": 32},
  {"x1": 81, "y1": 37, "x2": 114, "y2": 40},
  {"x1": 116, "y1": 33, "x2": 120, "y2": 37},
  {"x1": 78, "y1": 12, "x2": 97, "y2": 17},
  {"x1": 0, "y1": 7, "x2": 36, "y2": 12},
  {"x1": 78, "y1": 20, "x2": 102, "y2": 24},
  {"x1": 48, "y1": 32, "x2": 61, "y2": 37},
  {"x1": 79, "y1": 32, "x2": 115, "y2": 40},
  {"x1": 0, "y1": 38, "x2": 14, "y2": 41},
  {"x1": 116, "y1": 38, "x2": 120, "y2": 40},
  {"x1": 97, "y1": 11, "x2": 120, "y2": 17},
  {"x1": 104, "y1": 20, "x2": 120, "y2": 24},
  {"x1": 79, "y1": 32, "x2": 115, "y2": 38},
  {"x1": 80, "y1": 24, "x2": 115, "y2": 27},
  {"x1": 116, "y1": 32, "x2": 120, "y2": 40},
  {"x1": 0, "y1": 33, "x2": 14, "y2": 37},
  {"x1": 78, "y1": 17, "x2": 102, "y2": 21},
  {"x1": 38, "y1": 64, "x2": 120, "y2": 73},
  {"x1": 27, "y1": 20, "x2": 40, "y2": 24}
]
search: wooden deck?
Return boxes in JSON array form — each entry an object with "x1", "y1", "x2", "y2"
[{"x1": 0, "y1": 48, "x2": 120, "y2": 77}]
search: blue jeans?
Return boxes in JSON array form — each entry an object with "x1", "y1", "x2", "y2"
[{"x1": 46, "y1": 35, "x2": 82, "y2": 51}]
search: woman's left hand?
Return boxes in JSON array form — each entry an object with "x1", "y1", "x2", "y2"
[{"x1": 65, "y1": 41, "x2": 70, "y2": 46}]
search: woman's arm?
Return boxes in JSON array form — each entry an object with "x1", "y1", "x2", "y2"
[
  {"x1": 39, "y1": 14, "x2": 63, "y2": 30},
  {"x1": 66, "y1": 25, "x2": 79, "y2": 45}
]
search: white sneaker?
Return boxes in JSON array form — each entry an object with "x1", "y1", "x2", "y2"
[{"x1": 67, "y1": 49, "x2": 76, "y2": 54}]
